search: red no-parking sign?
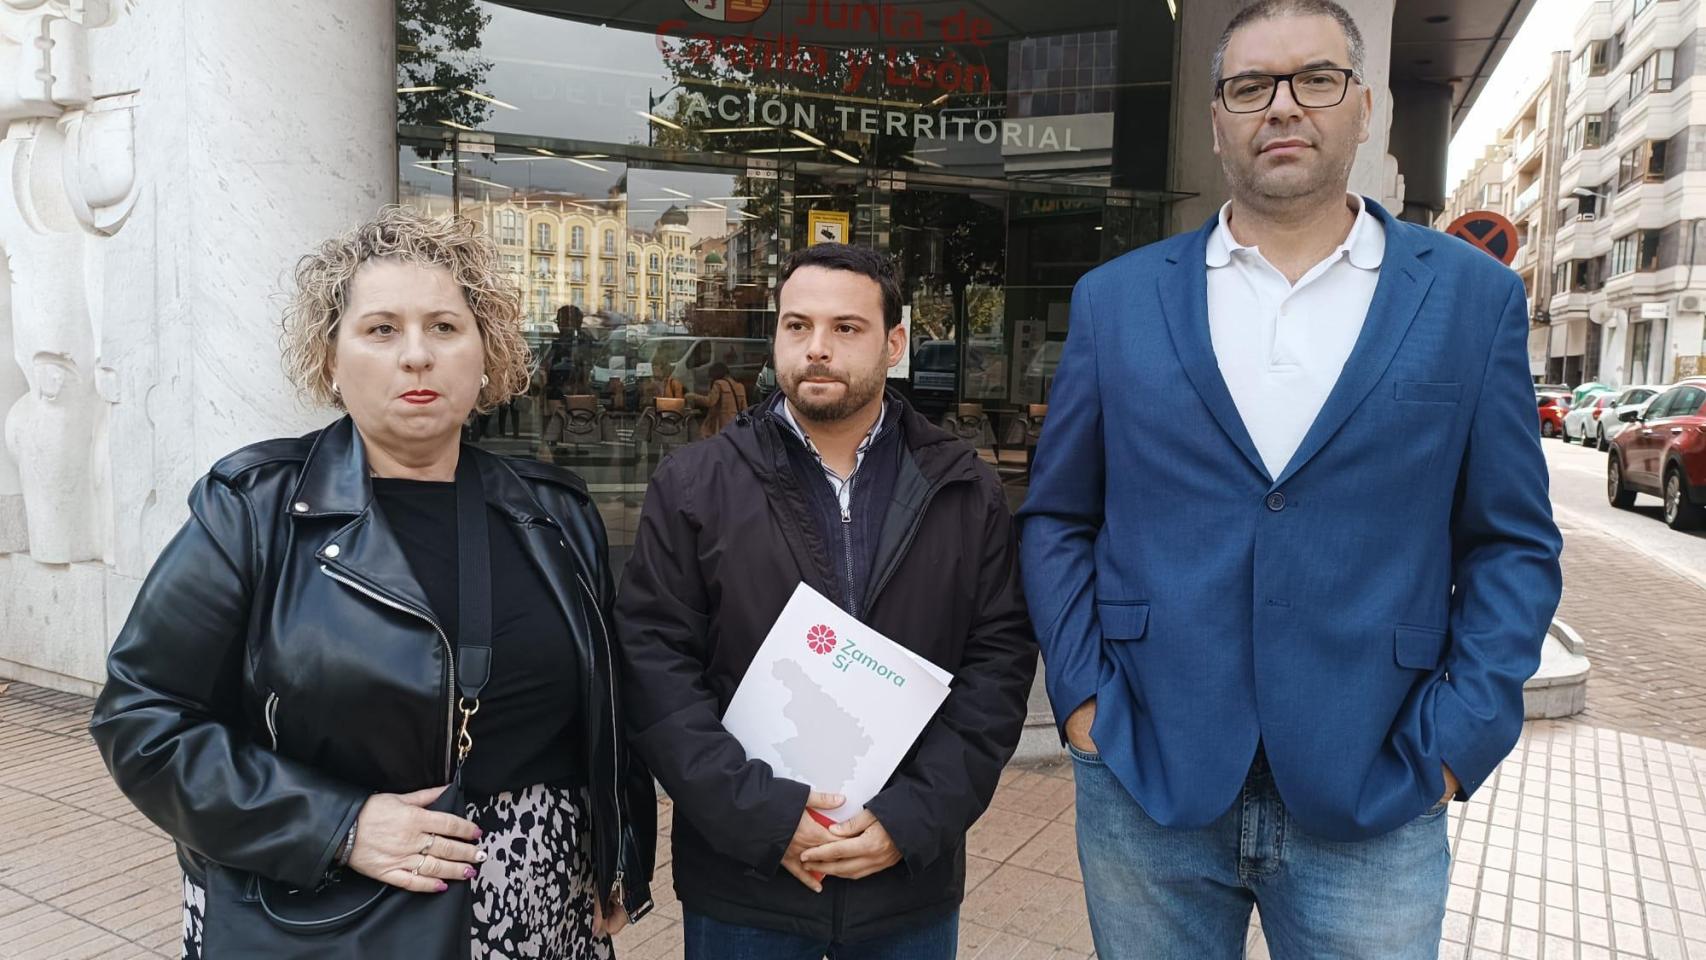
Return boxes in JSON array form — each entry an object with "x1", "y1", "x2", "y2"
[{"x1": 1445, "y1": 210, "x2": 1519, "y2": 266}]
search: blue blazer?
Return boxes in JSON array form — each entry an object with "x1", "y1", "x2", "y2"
[{"x1": 1017, "y1": 200, "x2": 1563, "y2": 842}]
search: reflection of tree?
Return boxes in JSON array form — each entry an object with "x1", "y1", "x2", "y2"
[
  {"x1": 894, "y1": 189, "x2": 1003, "y2": 320},
  {"x1": 398, "y1": 0, "x2": 495, "y2": 158}
]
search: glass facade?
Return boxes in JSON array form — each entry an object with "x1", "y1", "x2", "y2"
[{"x1": 396, "y1": 0, "x2": 1181, "y2": 563}]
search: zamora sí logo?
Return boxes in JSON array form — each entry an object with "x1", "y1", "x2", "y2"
[
  {"x1": 832, "y1": 637, "x2": 907, "y2": 688},
  {"x1": 806, "y1": 624, "x2": 837, "y2": 655}
]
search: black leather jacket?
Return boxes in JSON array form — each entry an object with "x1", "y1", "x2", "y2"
[{"x1": 90, "y1": 417, "x2": 654, "y2": 919}]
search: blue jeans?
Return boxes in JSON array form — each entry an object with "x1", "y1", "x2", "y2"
[
  {"x1": 682, "y1": 908, "x2": 958, "y2": 960},
  {"x1": 1073, "y1": 745, "x2": 1449, "y2": 960}
]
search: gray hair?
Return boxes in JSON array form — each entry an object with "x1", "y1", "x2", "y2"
[{"x1": 1211, "y1": 0, "x2": 1366, "y2": 90}]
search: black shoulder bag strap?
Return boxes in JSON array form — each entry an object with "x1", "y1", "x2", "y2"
[
  {"x1": 453, "y1": 451, "x2": 492, "y2": 767},
  {"x1": 219, "y1": 451, "x2": 495, "y2": 959}
]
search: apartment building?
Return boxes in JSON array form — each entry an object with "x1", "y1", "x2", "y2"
[
  {"x1": 1438, "y1": 52, "x2": 1581, "y2": 380},
  {"x1": 397, "y1": 182, "x2": 715, "y2": 331},
  {"x1": 1440, "y1": 143, "x2": 1514, "y2": 226},
  {"x1": 1550, "y1": 0, "x2": 1706, "y2": 387},
  {"x1": 1508, "y1": 51, "x2": 1573, "y2": 348}
]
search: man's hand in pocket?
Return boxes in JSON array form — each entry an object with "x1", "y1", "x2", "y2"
[{"x1": 1066, "y1": 699, "x2": 1097, "y2": 753}]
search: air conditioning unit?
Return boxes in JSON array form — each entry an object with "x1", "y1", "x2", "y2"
[
  {"x1": 1575, "y1": 213, "x2": 1597, "y2": 222},
  {"x1": 1681, "y1": 292, "x2": 1706, "y2": 312}
]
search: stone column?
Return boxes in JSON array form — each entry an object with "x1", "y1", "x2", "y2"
[
  {"x1": 96, "y1": 0, "x2": 398, "y2": 573},
  {"x1": 1389, "y1": 81, "x2": 1453, "y2": 224},
  {"x1": 1171, "y1": 0, "x2": 1398, "y2": 234}
]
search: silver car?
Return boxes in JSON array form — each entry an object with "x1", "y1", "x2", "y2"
[{"x1": 1591, "y1": 385, "x2": 1661, "y2": 451}]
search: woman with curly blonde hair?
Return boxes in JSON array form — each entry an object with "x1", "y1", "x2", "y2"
[{"x1": 91, "y1": 207, "x2": 654, "y2": 959}]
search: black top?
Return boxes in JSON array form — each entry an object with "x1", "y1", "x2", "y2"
[{"x1": 372, "y1": 477, "x2": 583, "y2": 797}]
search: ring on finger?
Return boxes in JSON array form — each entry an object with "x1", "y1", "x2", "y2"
[
  {"x1": 412, "y1": 854, "x2": 429, "y2": 876},
  {"x1": 418, "y1": 836, "x2": 434, "y2": 857}
]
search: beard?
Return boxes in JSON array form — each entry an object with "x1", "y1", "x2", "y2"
[
  {"x1": 781, "y1": 360, "x2": 888, "y2": 424},
  {"x1": 1224, "y1": 132, "x2": 1357, "y2": 204}
]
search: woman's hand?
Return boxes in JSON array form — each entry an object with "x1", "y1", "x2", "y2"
[
  {"x1": 591, "y1": 894, "x2": 628, "y2": 937},
  {"x1": 347, "y1": 786, "x2": 484, "y2": 893}
]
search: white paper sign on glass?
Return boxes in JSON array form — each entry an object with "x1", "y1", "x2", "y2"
[{"x1": 721, "y1": 582, "x2": 953, "y2": 823}]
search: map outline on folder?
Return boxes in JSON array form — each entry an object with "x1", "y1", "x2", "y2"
[{"x1": 721, "y1": 582, "x2": 954, "y2": 823}]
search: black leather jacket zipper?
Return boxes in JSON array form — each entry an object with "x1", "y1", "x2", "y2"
[
  {"x1": 318, "y1": 563, "x2": 457, "y2": 781},
  {"x1": 576, "y1": 571, "x2": 629, "y2": 905}
]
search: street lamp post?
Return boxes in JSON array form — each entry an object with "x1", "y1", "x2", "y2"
[{"x1": 647, "y1": 84, "x2": 686, "y2": 148}]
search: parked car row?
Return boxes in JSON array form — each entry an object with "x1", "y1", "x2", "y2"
[
  {"x1": 1562, "y1": 385, "x2": 1660, "y2": 451},
  {"x1": 1537, "y1": 390, "x2": 1571, "y2": 439},
  {"x1": 1606, "y1": 377, "x2": 1706, "y2": 530}
]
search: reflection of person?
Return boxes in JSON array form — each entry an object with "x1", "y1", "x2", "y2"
[
  {"x1": 647, "y1": 361, "x2": 685, "y2": 405},
  {"x1": 90, "y1": 209, "x2": 654, "y2": 959},
  {"x1": 615, "y1": 243, "x2": 1035, "y2": 959},
  {"x1": 547, "y1": 304, "x2": 592, "y2": 397},
  {"x1": 688, "y1": 360, "x2": 748, "y2": 437},
  {"x1": 1018, "y1": 3, "x2": 1563, "y2": 957}
]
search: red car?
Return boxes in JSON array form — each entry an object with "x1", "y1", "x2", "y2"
[
  {"x1": 1607, "y1": 376, "x2": 1706, "y2": 530},
  {"x1": 1538, "y1": 392, "x2": 1571, "y2": 439}
]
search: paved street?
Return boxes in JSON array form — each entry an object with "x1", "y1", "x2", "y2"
[
  {"x1": 2, "y1": 440, "x2": 1705, "y2": 960},
  {"x1": 1542, "y1": 438, "x2": 1706, "y2": 591}
]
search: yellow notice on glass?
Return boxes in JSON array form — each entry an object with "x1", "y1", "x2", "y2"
[{"x1": 807, "y1": 209, "x2": 850, "y2": 245}]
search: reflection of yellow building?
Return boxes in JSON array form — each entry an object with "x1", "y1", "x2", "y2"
[{"x1": 453, "y1": 192, "x2": 704, "y2": 329}]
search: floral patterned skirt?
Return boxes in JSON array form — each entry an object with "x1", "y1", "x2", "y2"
[{"x1": 181, "y1": 783, "x2": 613, "y2": 960}]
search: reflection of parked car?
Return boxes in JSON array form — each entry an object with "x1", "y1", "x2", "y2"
[
  {"x1": 640, "y1": 335, "x2": 769, "y2": 395},
  {"x1": 1561, "y1": 389, "x2": 1615, "y2": 445},
  {"x1": 1607, "y1": 377, "x2": 1706, "y2": 529},
  {"x1": 912, "y1": 340, "x2": 958, "y2": 394},
  {"x1": 590, "y1": 327, "x2": 639, "y2": 393},
  {"x1": 1593, "y1": 385, "x2": 1660, "y2": 450},
  {"x1": 1537, "y1": 393, "x2": 1571, "y2": 439},
  {"x1": 912, "y1": 340, "x2": 1004, "y2": 398}
]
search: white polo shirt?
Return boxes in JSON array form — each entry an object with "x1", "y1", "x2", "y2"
[{"x1": 1205, "y1": 194, "x2": 1386, "y2": 480}]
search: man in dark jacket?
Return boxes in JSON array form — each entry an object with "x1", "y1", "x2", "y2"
[{"x1": 615, "y1": 243, "x2": 1035, "y2": 958}]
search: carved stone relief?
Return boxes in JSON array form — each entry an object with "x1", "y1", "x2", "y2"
[{"x1": 0, "y1": 0, "x2": 134, "y2": 564}]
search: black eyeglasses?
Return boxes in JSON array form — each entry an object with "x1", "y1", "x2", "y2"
[{"x1": 1217, "y1": 68, "x2": 1359, "y2": 113}]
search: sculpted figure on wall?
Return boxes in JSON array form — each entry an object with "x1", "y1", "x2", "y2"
[{"x1": 0, "y1": 0, "x2": 134, "y2": 564}]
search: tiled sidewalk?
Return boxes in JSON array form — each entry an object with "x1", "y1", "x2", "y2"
[
  {"x1": 15, "y1": 686, "x2": 1706, "y2": 960},
  {"x1": 4, "y1": 525, "x2": 1705, "y2": 959}
]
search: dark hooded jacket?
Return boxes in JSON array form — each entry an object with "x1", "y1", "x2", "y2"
[{"x1": 615, "y1": 390, "x2": 1035, "y2": 940}]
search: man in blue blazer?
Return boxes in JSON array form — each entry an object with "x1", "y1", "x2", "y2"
[{"x1": 1017, "y1": 1, "x2": 1563, "y2": 956}]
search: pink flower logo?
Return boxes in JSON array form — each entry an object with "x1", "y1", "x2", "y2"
[{"x1": 806, "y1": 624, "x2": 837, "y2": 655}]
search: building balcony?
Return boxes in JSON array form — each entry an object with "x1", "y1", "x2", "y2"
[
  {"x1": 1512, "y1": 181, "x2": 1542, "y2": 218},
  {"x1": 533, "y1": 240, "x2": 557, "y2": 253},
  {"x1": 1548, "y1": 289, "x2": 1603, "y2": 319},
  {"x1": 1514, "y1": 241, "x2": 1537, "y2": 273},
  {"x1": 1515, "y1": 131, "x2": 1543, "y2": 169},
  {"x1": 1556, "y1": 218, "x2": 1610, "y2": 261}
]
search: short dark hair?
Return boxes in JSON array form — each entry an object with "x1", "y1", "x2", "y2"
[
  {"x1": 776, "y1": 243, "x2": 903, "y2": 331},
  {"x1": 1211, "y1": 0, "x2": 1365, "y2": 89}
]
